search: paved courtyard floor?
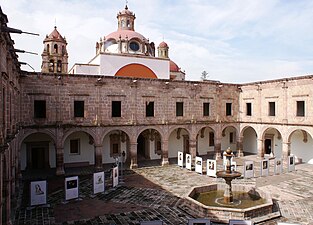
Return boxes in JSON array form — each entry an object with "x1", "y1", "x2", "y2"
[{"x1": 13, "y1": 155, "x2": 313, "y2": 225}]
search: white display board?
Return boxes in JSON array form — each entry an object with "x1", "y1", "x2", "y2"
[
  {"x1": 288, "y1": 155, "x2": 296, "y2": 172},
  {"x1": 244, "y1": 161, "x2": 254, "y2": 178},
  {"x1": 186, "y1": 153, "x2": 192, "y2": 170},
  {"x1": 275, "y1": 158, "x2": 283, "y2": 175},
  {"x1": 30, "y1": 180, "x2": 47, "y2": 206},
  {"x1": 207, "y1": 159, "x2": 217, "y2": 177},
  {"x1": 231, "y1": 161, "x2": 237, "y2": 171},
  {"x1": 112, "y1": 166, "x2": 119, "y2": 187},
  {"x1": 229, "y1": 220, "x2": 253, "y2": 225},
  {"x1": 261, "y1": 159, "x2": 269, "y2": 177},
  {"x1": 178, "y1": 151, "x2": 183, "y2": 167},
  {"x1": 140, "y1": 221, "x2": 164, "y2": 225},
  {"x1": 65, "y1": 176, "x2": 79, "y2": 201},
  {"x1": 93, "y1": 171, "x2": 105, "y2": 194},
  {"x1": 188, "y1": 218, "x2": 210, "y2": 225},
  {"x1": 195, "y1": 156, "x2": 203, "y2": 174}
]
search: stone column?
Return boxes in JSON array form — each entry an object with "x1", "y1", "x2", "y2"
[
  {"x1": 5, "y1": 177, "x2": 12, "y2": 225},
  {"x1": 257, "y1": 139, "x2": 264, "y2": 159},
  {"x1": 94, "y1": 144, "x2": 103, "y2": 170},
  {"x1": 0, "y1": 154, "x2": 3, "y2": 224},
  {"x1": 214, "y1": 138, "x2": 222, "y2": 160},
  {"x1": 189, "y1": 139, "x2": 197, "y2": 158},
  {"x1": 236, "y1": 136, "x2": 244, "y2": 157},
  {"x1": 161, "y1": 139, "x2": 169, "y2": 166},
  {"x1": 56, "y1": 147, "x2": 65, "y2": 176},
  {"x1": 129, "y1": 142, "x2": 138, "y2": 169}
]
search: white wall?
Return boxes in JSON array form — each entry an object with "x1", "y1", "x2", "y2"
[
  {"x1": 149, "y1": 140, "x2": 161, "y2": 160},
  {"x1": 221, "y1": 127, "x2": 237, "y2": 151},
  {"x1": 99, "y1": 53, "x2": 170, "y2": 79},
  {"x1": 168, "y1": 129, "x2": 188, "y2": 158},
  {"x1": 290, "y1": 130, "x2": 313, "y2": 162},
  {"x1": 197, "y1": 128, "x2": 214, "y2": 155},
  {"x1": 102, "y1": 132, "x2": 128, "y2": 164},
  {"x1": 64, "y1": 132, "x2": 95, "y2": 165},
  {"x1": 70, "y1": 63, "x2": 100, "y2": 75}
]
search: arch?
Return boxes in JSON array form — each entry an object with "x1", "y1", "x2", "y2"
[
  {"x1": 62, "y1": 128, "x2": 97, "y2": 146},
  {"x1": 63, "y1": 130, "x2": 96, "y2": 167},
  {"x1": 241, "y1": 126, "x2": 258, "y2": 155},
  {"x1": 262, "y1": 127, "x2": 283, "y2": 158},
  {"x1": 54, "y1": 44, "x2": 58, "y2": 53},
  {"x1": 288, "y1": 128, "x2": 313, "y2": 163},
  {"x1": 49, "y1": 59, "x2": 54, "y2": 72},
  {"x1": 19, "y1": 129, "x2": 56, "y2": 149},
  {"x1": 136, "y1": 126, "x2": 164, "y2": 140},
  {"x1": 115, "y1": 63, "x2": 157, "y2": 79},
  {"x1": 19, "y1": 132, "x2": 56, "y2": 170},
  {"x1": 137, "y1": 128, "x2": 162, "y2": 161},
  {"x1": 196, "y1": 126, "x2": 215, "y2": 156},
  {"x1": 102, "y1": 129, "x2": 131, "y2": 165},
  {"x1": 101, "y1": 127, "x2": 132, "y2": 144},
  {"x1": 221, "y1": 125, "x2": 239, "y2": 151},
  {"x1": 168, "y1": 127, "x2": 190, "y2": 158}
]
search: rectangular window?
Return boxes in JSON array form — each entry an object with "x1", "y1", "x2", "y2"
[
  {"x1": 297, "y1": 101, "x2": 305, "y2": 117},
  {"x1": 230, "y1": 132, "x2": 234, "y2": 143},
  {"x1": 209, "y1": 132, "x2": 214, "y2": 146},
  {"x1": 246, "y1": 103, "x2": 252, "y2": 116},
  {"x1": 146, "y1": 101, "x2": 154, "y2": 117},
  {"x1": 203, "y1": 102, "x2": 210, "y2": 116},
  {"x1": 226, "y1": 103, "x2": 232, "y2": 116},
  {"x1": 74, "y1": 100, "x2": 84, "y2": 117},
  {"x1": 70, "y1": 139, "x2": 80, "y2": 154},
  {"x1": 176, "y1": 102, "x2": 184, "y2": 117},
  {"x1": 34, "y1": 100, "x2": 46, "y2": 118},
  {"x1": 269, "y1": 102, "x2": 275, "y2": 116},
  {"x1": 112, "y1": 101, "x2": 121, "y2": 117}
]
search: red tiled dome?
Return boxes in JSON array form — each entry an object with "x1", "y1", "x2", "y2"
[
  {"x1": 106, "y1": 30, "x2": 147, "y2": 42},
  {"x1": 170, "y1": 60, "x2": 180, "y2": 72},
  {"x1": 44, "y1": 26, "x2": 66, "y2": 43}
]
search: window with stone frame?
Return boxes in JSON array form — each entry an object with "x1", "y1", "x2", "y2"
[
  {"x1": 269, "y1": 102, "x2": 275, "y2": 116},
  {"x1": 226, "y1": 103, "x2": 232, "y2": 116},
  {"x1": 70, "y1": 139, "x2": 80, "y2": 154},
  {"x1": 209, "y1": 132, "x2": 214, "y2": 146},
  {"x1": 296, "y1": 101, "x2": 305, "y2": 117},
  {"x1": 74, "y1": 100, "x2": 84, "y2": 118},
  {"x1": 146, "y1": 101, "x2": 154, "y2": 117},
  {"x1": 176, "y1": 102, "x2": 184, "y2": 117},
  {"x1": 57, "y1": 60, "x2": 62, "y2": 73},
  {"x1": 203, "y1": 102, "x2": 210, "y2": 116},
  {"x1": 112, "y1": 101, "x2": 121, "y2": 117},
  {"x1": 49, "y1": 60, "x2": 54, "y2": 72},
  {"x1": 110, "y1": 133, "x2": 120, "y2": 157},
  {"x1": 34, "y1": 100, "x2": 46, "y2": 118}
]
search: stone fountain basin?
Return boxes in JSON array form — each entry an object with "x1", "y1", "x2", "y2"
[{"x1": 185, "y1": 184, "x2": 274, "y2": 223}]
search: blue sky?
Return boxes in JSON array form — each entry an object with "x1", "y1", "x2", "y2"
[{"x1": 2, "y1": 0, "x2": 313, "y2": 83}]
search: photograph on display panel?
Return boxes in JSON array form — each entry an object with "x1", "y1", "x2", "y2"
[
  {"x1": 261, "y1": 159, "x2": 269, "y2": 177},
  {"x1": 186, "y1": 153, "x2": 192, "y2": 170},
  {"x1": 30, "y1": 180, "x2": 47, "y2": 206},
  {"x1": 112, "y1": 166, "x2": 119, "y2": 187},
  {"x1": 195, "y1": 156, "x2": 203, "y2": 174},
  {"x1": 244, "y1": 161, "x2": 254, "y2": 178},
  {"x1": 65, "y1": 176, "x2": 79, "y2": 201},
  {"x1": 275, "y1": 158, "x2": 282, "y2": 174},
  {"x1": 207, "y1": 159, "x2": 217, "y2": 177},
  {"x1": 93, "y1": 171, "x2": 105, "y2": 194},
  {"x1": 178, "y1": 151, "x2": 183, "y2": 167},
  {"x1": 288, "y1": 155, "x2": 295, "y2": 172}
]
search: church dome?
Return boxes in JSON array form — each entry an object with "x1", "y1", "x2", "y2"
[
  {"x1": 106, "y1": 30, "x2": 147, "y2": 43},
  {"x1": 170, "y1": 60, "x2": 180, "y2": 72},
  {"x1": 159, "y1": 41, "x2": 168, "y2": 48}
]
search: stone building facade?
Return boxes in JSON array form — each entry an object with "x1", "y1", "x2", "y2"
[
  {"x1": 0, "y1": 7, "x2": 22, "y2": 225},
  {"x1": 2, "y1": 4, "x2": 313, "y2": 225}
]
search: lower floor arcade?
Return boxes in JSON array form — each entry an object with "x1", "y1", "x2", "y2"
[{"x1": 18, "y1": 123, "x2": 313, "y2": 175}]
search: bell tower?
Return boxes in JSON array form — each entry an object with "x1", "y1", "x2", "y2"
[{"x1": 41, "y1": 26, "x2": 68, "y2": 73}]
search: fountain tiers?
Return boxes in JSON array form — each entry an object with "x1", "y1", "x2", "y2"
[{"x1": 185, "y1": 184, "x2": 275, "y2": 223}]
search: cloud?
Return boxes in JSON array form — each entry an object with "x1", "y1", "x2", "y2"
[{"x1": 2, "y1": 0, "x2": 313, "y2": 82}]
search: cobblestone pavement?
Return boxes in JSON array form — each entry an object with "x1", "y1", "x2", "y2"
[{"x1": 13, "y1": 156, "x2": 313, "y2": 225}]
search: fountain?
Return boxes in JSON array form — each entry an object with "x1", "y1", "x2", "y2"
[
  {"x1": 216, "y1": 148, "x2": 241, "y2": 204},
  {"x1": 183, "y1": 148, "x2": 280, "y2": 223}
]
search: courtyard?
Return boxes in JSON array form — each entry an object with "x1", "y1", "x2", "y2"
[{"x1": 13, "y1": 156, "x2": 313, "y2": 225}]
